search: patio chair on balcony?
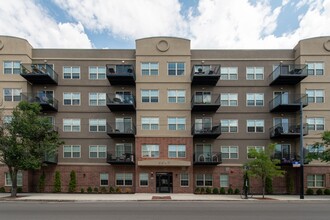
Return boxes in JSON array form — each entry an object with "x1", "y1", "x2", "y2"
[{"x1": 109, "y1": 68, "x2": 115, "y2": 74}]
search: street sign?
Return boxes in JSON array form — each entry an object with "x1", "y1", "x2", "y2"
[{"x1": 292, "y1": 161, "x2": 301, "y2": 167}]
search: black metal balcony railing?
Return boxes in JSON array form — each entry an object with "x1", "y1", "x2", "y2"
[
  {"x1": 107, "y1": 122, "x2": 136, "y2": 138},
  {"x1": 106, "y1": 153, "x2": 135, "y2": 165},
  {"x1": 192, "y1": 123, "x2": 221, "y2": 139},
  {"x1": 193, "y1": 152, "x2": 222, "y2": 165},
  {"x1": 191, "y1": 65, "x2": 221, "y2": 85},
  {"x1": 20, "y1": 64, "x2": 58, "y2": 85},
  {"x1": 272, "y1": 152, "x2": 298, "y2": 165},
  {"x1": 269, "y1": 64, "x2": 308, "y2": 85},
  {"x1": 21, "y1": 93, "x2": 58, "y2": 112},
  {"x1": 269, "y1": 94, "x2": 308, "y2": 113},
  {"x1": 270, "y1": 123, "x2": 308, "y2": 139},
  {"x1": 43, "y1": 153, "x2": 58, "y2": 164},
  {"x1": 106, "y1": 64, "x2": 135, "y2": 85},
  {"x1": 191, "y1": 94, "x2": 221, "y2": 112},
  {"x1": 106, "y1": 94, "x2": 136, "y2": 112}
]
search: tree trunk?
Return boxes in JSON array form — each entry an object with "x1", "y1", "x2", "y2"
[
  {"x1": 9, "y1": 167, "x2": 18, "y2": 197},
  {"x1": 262, "y1": 177, "x2": 265, "y2": 199}
]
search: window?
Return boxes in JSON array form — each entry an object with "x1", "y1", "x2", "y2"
[
  {"x1": 5, "y1": 171, "x2": 23, "y2": 186},
  {"x1": 115, "y1": 91, "x2": 133, "y2": 103},
  {"x1": 168, "y1": 62, "x2": 185, "y2": 75},
  {"x1": 168, "y1": 90, "x2": 185, "y2": 103},
  {"x1": 115, "y1": 118, "x2": 132, "y2": 132},
  {"x1": 63, "y1": 66, "x2": 80, "y2": 79},
  {"x1": 116, "y1": 173, "x2": 133, "y2": 186},
  {"x1": 100, "y1": 173, "x2": 109, "y2": 186},
  {"x1": 141, "y1": 90, "x2": 159, "y2": 103},
  {"x1": 63, "y1": 119, "x2": 81, "y2": 132},
  {"x1": 307, "y1": 144, "x2": 325, "y2": 153},
  {"x1": 247, "y1": 146, "x2": 264, "y2": 158},
  {"x1": 4, "y1": 61, "x2": 20, "y2": 74},
  {"x1": 220, "y1": 174, "x2": 229, "y2": 187},
  {"x1": 63, "y1": 145, "x2": 81, "y2": 158},
  {"x1": 141, "y1": 117, "x2": 159, "y2": 130},
  {"x1": 3, "y1": 115, "x2": 13, "y2": 124},
  {"x1": 307, "y1": 174, "x2": 325, "y2": 188},
  {"x1": 63, "y1": 92, "x2": 80, "y2": 105},
  {"x1": 142, "y1": 144, "x2": 159, "y2": 158},
  {"x1": 180, "y1": 173, "x2": 189, "y2": 187},
  {"x1": 89, "y1": 145, "x2": 107, "y2": 158},
  {"x1": 220, "y1": 93, "x2": 238, "y2": 106},
  {"x1": 89, "y1": 93, "x2": 106, "y2": 106},
  {"x1": 139, "y1": 173, "x2": 149, "y2": 186},
  {"x1": 306, "y1": 90, "x2": 324, "y2": 103},
  {"x1": 246, "y1": 67, "x2": 264, "y2": 80},
  {"x1": 194, "y1": 91, "x2": 211, "y2": 104},
  {"x1": 3, "y1": 88, "x2": 21, "y2": 101},
  {"x1": 246, "y1": 93, "x2": 264, "y2": 106},
  {"x1": 220, "y1": 67, "x2": 238, "y2": 80},
  {"x1": 115, "y1": 143, "x2": 132, "y2": 157},
  {"x1": 307, "y1": 63, "x2": 324, "y2": 75},
  {"x1": 168, "y1": 145, "x2": 186, "y2": 158},
  {"x1": 221, "y1": 146, "x2": 238, "y2": 159},
  {"x1": 168, "y1": 117, "x2": 186, "y2": 130},
  {"x1": 221, "y1": 120, "x2": 238, "y2": 133},
  {"x1": 306, "y1": 117, "x2": 324, "y2": 131},
  {"x1": 196, "y1": 174, "x2": 212, "y2": 187},
  {"x1": 89, "y1": 66, "x2": 106, "y2": 79},
  {"x1": 141, "y1": 62, "x2": 159, "y2": 76},
  {"x1": 89, "y1": 119, "x2": 106, "y2": 132},
  {"x1": 247, "y1": 120, "x2": 264, "y2": 133}
]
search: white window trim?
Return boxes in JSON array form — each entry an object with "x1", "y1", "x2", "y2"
[
  {"x1": 141, "y1": 117, "x2": 159, "y2": 130},
  {"x1": 89, "y1": 119, "x2": 107, "y2": 132},
  {"x1": 246, "y1": 120, "x2": 264, "y2": 133},
  {"x1": 220, "y1": 93, "x2": 238, "y2": 106},
  {"x1": 63, "y1": 145, "x2": 81, "y2": 158},
  {"x1": 3, "y1": 61, "x2": 21, "y2": 74},
  {"x1": 63, "y1": 119, "x2": 81, "y2": 132},
  {"x1": 167, "y1": 62, "x2": 185, "y2": 76},
  {"x1": 139, "y1": 173, "x2": 149, "y2": 187},
  {"x1": 63, "y1": 66, "x2": 81, "y2": 79},
  {"x1": 195, "y1": 174, "x2": 213, "y2": 187},
  {"x1": 142, "y1": 144, "x2": 160, "y2": 158},
  {"x1": 167, "y1": 90, "x2": 186, "y2": 103},
  {"x1": 221, "y1": 146, "x2": 239, "y2": 159},
  {"x1": 89, "y1": 92, "x2": 106, "y2": 106},
  {"x1": 180, "y1": 173, "x2": 189, "y2": 187},
  {"x1": 141, "y1": 62, "x2": 159, "y2": 76},
  {"x1": 89, "y1": 145, "x2": 107, "y2": 158},
  {"x1": 220, "y1": 67, "x2": 238, "y2": 80},
  {"x1": 168, "y1": 145, "x2": 186, "y2": 158},
  {"x1": 63, "y1": 92, "x2": 81, "y2": 106},
  {"x1": 246, "y1": 67, "x2": 264, "y2": 80},
  {"x1": 220, "y1": 119, "x2": 238, "y2": 133},
  {"x1": 168, "y1": 117, "x2": 186, "y2": 131},
  {"x1": 246, "y1": 93, "x2": 264, "y2": 107},
  {"x1": 100, "y1": 173, "x2": 109, "y2": 186},
  {"x1": 5, "y1": 171, "x2": 23, "y2": 186},
  {"x1": 115, "y1": 173, "x2": 133, "y2": 186},
  {"x1": 89, "y1": 66, "x2": 106, "y2": 80}
]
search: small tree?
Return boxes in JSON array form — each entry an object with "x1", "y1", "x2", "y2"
[
  {"x1": 38, "y1": 172, "x2": 46, "y2": 193},
  {"x1": 68, "y1": 170, "x2": 77, "y2": 193},
  {"x1": 307, "y1": 131, "x2": 330, "y2": 162},
  {"x1": 54, "y1": 171, "x2": 61, "y2": 193},
  {"x1": 245, "y1": 143, "x2": 285, "y2": 198}
]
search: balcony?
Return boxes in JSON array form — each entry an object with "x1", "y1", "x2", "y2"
[
  {"x1": 269, "y1": 64, "x2": 308, "y2": 86},
  {"x1": 106, "y1": 94, "x2": 136, "y2": 112},
  {"x1": 270, "y1": 123, "x2": 308, "y2": 139},
  {"x1": 21, "y1": 93, "x2": 58, "y2": 112},
  {"x1": 20, "y1": 64, "x2": 58, "y2": 85},
  {"x1": 269, "y1": 94, "x2": 308, "y2": 113},
  {"x1": 106, "y1": 153, "x2": 135, "y2": 165},
  {"x1": 106, "y1": 64, "x2": 135, "y2": 85},
  {"x1": 43, "y1": 153, "x2": 58, "y2": 164},
  {"x1": 107, "y1": 123, "x2": 136, "y2": 138},
  {"x1": 191, "y1": 94, "x2": 221, "y2": 112},
  {"x1": 192, "y1": 123, "x2": 221, "y2": 139},
  {"x1": 191, "y1": 65, "x2": 221, "y2": 85},
  {"x1": 193, "y1": 152, "x2": 222, "y2": 165}
]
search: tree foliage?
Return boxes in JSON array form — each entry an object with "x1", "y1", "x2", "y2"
[
  {"x1": 54, "y1": 171, "x2": 61, "y2": 193},
  {"x1": 68, "y1": 170, "x2": 77, "y2": 193},
  {"x1": 307, "y1": 131, "x2": 330, "y2": 162},
  {"x1": 0, "y1": 101, "x2": 63, "y2": 197}
]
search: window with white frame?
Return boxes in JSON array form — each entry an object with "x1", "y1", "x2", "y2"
[
  {"x1": 221, "y1": 120, "x2": 238, "y2": 133},
  {"x1": 63, "y1": 66, "x2": 80, "y2": 79},
  {"x1": 168, "y1": 117, "x2": 186, "y2": 130},
  {"x1": 306, "y1": 89, "x2": 324, "y2": 103},
  {"x1": 247, "y1": 146, "x2": 264, "y2": 158},
  {"x1": 141, "y1": 117, "x2": 159, "y2": 130},
  {"x1": 307, "y1": 174, "x2": 325, "y2": 188},
  {"x1": 89, "y1": 93, "x2": 106, "y2": 106},
  {"x1": 63, "y1": 145, "x2": 81, "y2": 158},
  {"x1": 115, "y1": 143, "x2": 132, "y2": 157},
  {"x1": 139, "y1": 173, "x2": 149, "y2": 186},
  {"x1": 116, "y1": 173, "x2": 133, "y2": 186},
  {"x1": 142, "y1": 144, "x2": 159, "y2": 158},
  {"x1": 306, "y1": 117, "x2": 324, "y2": 131},
  {"x1": 89, "y1": 145, "x2": 107, "y2": 158},
  {"x1": 246, "y1": 67, "x2": 264, "y2": 80},
  {"x1": 220, "y1": 67, "x2": 238, "y2": 80},
  {"x1": 141, "y1": 62, "x2": 159, "y2": 76},
  {"x1": 221, "y1": 146, "x2": 238, "y2": 159},
  {"x1": 194, "y1": 91, "x2": 211, "y2": 104},
  {"x1": 196, "y1": 174, "x2": 212, "y2": 187},
  {"x1": 307, "y1": 144, "x2": 325, "y2": 153},
  {"x1": 63, "y1": 92, "x2": 80, "y2": 105},
  {"x1": 63, "y1": 119, "x2": 81, "y2": 132},
  {"x1": 3, "y1": 88, "x2": 22, "y2": 101},
  {"x1": 5, "y1": 171, "x2": 23, "y2": 186},
  {"x1": 307, "y1": 63, "x2": 324, "y2": 75},
  {"x1": 220, "y1": 174, "x2": 229, "y2": 187},
  {"x1": 168, "y1": 62, "x2": 185, "y2": 75},
  {"x1": 247, "y1": 120, "x2": 264, "y2": 133},
  {"x1": 180, "y1": 173, "x2": 189, "y2": 187},
  {"x1": 246, "y1": 93, "x2": 264, "y2": 106},
  {"x1": 168, "y1": 145, "x2": 186, "y2": 158},
  {"x1": 3, "y1": 61, "x2": 20, "y2": 74},
  {"x1": 168, "y1": 90, "x2": 185, "y2": 103},
  {"x1": 100, "y1": 173, "x2": 109, "y2": 186},
  {"x1": 89, "y1": 66, "x2": 106, "y2": 79},
  {"x1": 89, "y1": 119, "x2": 106, "y2": 132},
  {"x1": 220, "y1": 93, "x2": 238, "y2": 106},
  {"x1": 141, "y1": 90, "x2": 159, "y2": 103},
  {"x1": 3, "y1": 115, "x2": 13, "y2": 124}
]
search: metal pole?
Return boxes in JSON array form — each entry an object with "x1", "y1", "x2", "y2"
[{"x1": 300, "y1": 101, "x2": 304, "y2": 199}]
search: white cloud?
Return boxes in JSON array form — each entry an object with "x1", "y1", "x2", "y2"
[{"x1": 0, "y1": 0, "x2": 92, "y2": 48}]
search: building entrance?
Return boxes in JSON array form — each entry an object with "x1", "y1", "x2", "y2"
[{"x1": 156, "y1": 172, "x2": 173, "y2": 193}]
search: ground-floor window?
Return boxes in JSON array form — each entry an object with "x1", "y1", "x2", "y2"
[
  {"x1": 220, "y1": 174, "x2": 229, "y2": 187},
  {"x1": 196, "y1": 174, "x2": 212, "y2": 187},
  {"x1": 307, "y1": 174, "x2": 325, "y2": 188},
  {"x1": 116, "y1": 173, "x2": 133, "y2": 186},
  {"x1": 180, "y1": 173, "x2": 189, "y2": 187},
  {"x1": 5, "y1": 171, "x2": 23, "y2": 186},
  {"x1": 100, "y1": 173, "x2": 109, "y2": 186},
  {"x1": 139, "y1": 173, "x2": 148, "y2": 187}
]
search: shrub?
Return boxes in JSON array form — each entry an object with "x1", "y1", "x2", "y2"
[
  {"x1": 0, "y1": 187, "x2": 5, "y2": 193},
  {"x1": 265, "y1": 177, "x2": 273, "y2": 194},
  {"x1": 220, "y1": 187, "x2": 226, "y2": 194},
  {"x1": 17, "y1": 187, "x2": 23, "y2": 193},
  {"x1": 234, "y1": 188, "x2": 240, "y2": 195},
  {"x1": 206, "y1": 187, "x2": 212, "y2": 194},
  {"x1": 93, "y1": 187, "x2": 99, "y2": 193},
  {"x1": 115, "y1": 187, "x2": 122, "y2": 193},
  {"x1": 109, "y1": 186, "x2": 115, "y2": 193},
  {"x1": 80, "y1": 188, "x2": 85, "y2": 193},
  {"x1": 227, "y1": 187, "x2": 233, "y2": 194},
  {"x1": 38, "y1": 172, "x2": 46, "y2": 193},
  {"x1": 306, "y1": 188, "x2": 314, "y2": 195},
  {"x1": 100, "y1": 187, "x2": 107, "y2": 194},
  {"x1": 125, "y1": 188, "x2": 132, "y2": 193},
  {"x1": 68, "y1": 170, "x2": 77, "y2": 193},
  {"x1": 87, "y1": 187, "x2": 93, "y2": 193},
  {"x1": 316, "y1": 189, "x2": 323, "y2": 195},
  {"x1": 194, "y1": 187, "x2": 201, "y2": 194},
  {"x1": 200, "y1": 187, "x2": 205, "y2": 194},
  {"x1": 324, "y1": 189, "x2": 330, "y2": 195},
  {"x1": 53, "y1": 171, "x2": 61, "y2": 193},
  {"x1": 212, "y1": 188, "x2": 219, "y2": 194}
]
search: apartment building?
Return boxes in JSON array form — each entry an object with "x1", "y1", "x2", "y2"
[{"x1": 0, "y1": 35, "x2": 329, "y2": 194}]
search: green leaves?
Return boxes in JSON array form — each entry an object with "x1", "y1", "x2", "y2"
[{"x1": 307, "y1": 131, "x2": 330, "y2": 162}]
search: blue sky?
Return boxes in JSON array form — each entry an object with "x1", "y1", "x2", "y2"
[{"x1": 1, "y1": 0, "x2": 330, "y2": 49}]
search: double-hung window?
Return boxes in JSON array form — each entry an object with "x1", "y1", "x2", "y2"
[
  {"x1": 63, "y1": 145, "x2": 81, "y2": 158},
  {"x1": 5, "y1": 171, "x2": 23, "y2": 186},
  {"x1": 89, "y1": 119, "x2": 106, "y2": 132},
  {"x1": 220, "y1": 93, "x2": 238, "y2": 106},
  {"x1": 220, "y1": 174, "x2": 229, "y2": 187},
  {"x1": 63, "y1": 92, "x2": 80, "y2": 105},
  {"x1": 196, "y1": 174, "x2": 212, "y2": 187},
  {"x1": 307, "y1": 63, "x2": 324, "y2": 75},
  {"x1": 168, "y1": 117, "x2": 186, "y2": 130},
  {"x1": 168, "y1": 145, "x2": 186, "y2": 158},
  {"x1": 141, "y1": 90, "x2": 159, "y2": 103},
  {"x1": 139, "y1": 173, "x2": 149, "y2": 186},
  {"x1": 168, "y1": 90, "x2": 185, "y2": 103},
  {"x1": 246, "y1": 67, "x2": 264, "y2": 80},
  {"x1": 142, "y1": 144, "x2": 159, "y2": 158},
  {"x1": 89, "y1": 145, "x2": 107, "y2": 158},
  {"x1": 63, "y1": 119, "x2": 81, "y2": 132},
  {"x1": 306, "y1": 89, "x2": 324, "y2": 103},
  {"x1": 3, "y1": 88, "x2": 22, "y2": 101},
  {"x1": 221, "y1": 120, "x2": 238, "y2": 133},
  {"x1": 141, "y1": 62, "x2": 159, "y2": 76},
  {"x1": 247, "y1": 120, "x2": 264, "y2": 133},
  {"x1": 221, "y1": 146, "x2": 238, "y2": 159},
  {"x1": 141, "y1": 117, "x2": 159, "y2": 130},
  {"x1": 63, "y1": 66, "x2": 80, "y2": 79},
  {"x1": 4, "y1": 61, "x2": 20, "y2": 74},
  {"x1": 247, "y1": 93, "x2": 264, "y2": 106},
  {"x1": 116, "y1": 173, "x2": 133, "y2": 186},
  {"x1": 100, "y1": 173, "x2": 109, "y2": 186},
  {"x1": 220, "y1": 67, "x2": 238, "y2": 80},
  {"x1": 180, "y1": 173, "x2": 189, "y2": 187},
  {"x1": 168, "y1": 62, "x2": 185, "y2": 75},
  {"x1": 306, "y1": 117, "x2": 324, "y2": 131},
  {"x1": 89, "y1": 66, "x2": 106, "y2": 79},
  {"x1": 307, "y1": 174, "x2": 325, "y2": 188},
  {"x1": 89, "y1": 93, "x2": 106, "y2": 106}
]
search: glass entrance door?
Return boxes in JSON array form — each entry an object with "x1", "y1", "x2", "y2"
[{"x1": 156, "y1": 172, "x2": 173, "y2": 193}]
